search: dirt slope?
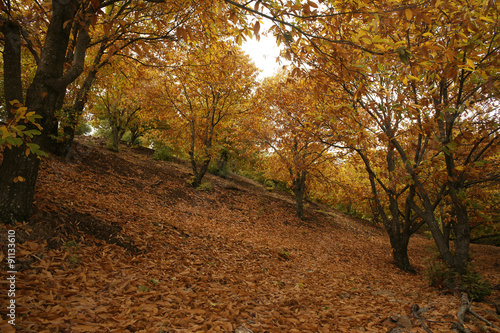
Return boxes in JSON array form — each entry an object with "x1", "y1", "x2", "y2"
[{"x1": 1, "y1": 136, "x2": 499, "y2": 333}]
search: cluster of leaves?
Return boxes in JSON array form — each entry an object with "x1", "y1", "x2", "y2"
[
  {"x1": 152, "y1": 143, "x2": 175, "y2": 162},
  {"x1": 0, "y1": 100, "x2": 46, "y2": 158},
  {"x1": 147, "y1": 40, "x2": 259, "y2": 187}
]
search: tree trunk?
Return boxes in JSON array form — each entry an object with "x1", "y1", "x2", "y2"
[
  {"x1": 0, "y1": 20, "x2": 41, "y2": 223},
  {"x1": 411, "y1": 201, "x2": 459, "y2": 270},
  {"x1": 450, "y1": 190, "x2": 470, "y2": 275},
  {"x1": 293, "y1": 170, "x2": 307, "y2": 220},
  {"x1": 191, "y1": 157, "x2": 210, "y2": 188},
  {"x1": 3, "y1": 20, "x2": 23, "y2": 111},
  {"x1": 112, "y1": 125, "x2": 120, "y2": 151},
  {"x1": 216, "y1": 149, "x2": 229, "y2": 175},
  {"x1": 53, "y1": 45, "x2": 106, "y2": 156},
  {"x1": 389, "y1": 232, "x2": 415, "y2": 273},
  {"x1": 0, "y1": 0, "x2": 90, "y2": 223},
  {"x1": 356, "y1": 148, "x2": 419, "y2": 272},
  {"x1": 0, "y1": 147, "x2": 41, "y2": 223}
]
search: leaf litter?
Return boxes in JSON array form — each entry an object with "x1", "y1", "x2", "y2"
[{"x1": 1, "y1": 136, "x2": 499, "y2": 332}]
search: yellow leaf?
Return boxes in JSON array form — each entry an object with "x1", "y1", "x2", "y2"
[
  {"x1": 455, "y1": 165, "x2": 465, "y2": 172},
  {"x1": 1, "y1": 126, "x2": 10, "y2": 139},
  {"x1": 480, "y1": 16, "x2": 494, "y2": 23},
  {"x1": 25, "y1": 147, "x2": 31, "y2": 157},
  {"x1": 466, "y1": 58, "x2": 475, "y2": 69},
  {"x1": 13, "y1": 176, "x2": 26, "y2": 183},
  {"x1": 405, "y1": 8, "x2": 413, "y2": 21}
]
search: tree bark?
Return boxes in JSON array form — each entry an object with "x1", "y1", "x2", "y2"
[
  {"x1": 0, "y1": 0, "x2": 90, "y2": 223},
  {"x1": 2, "y1": 20, "x2": 23, "y2": 111},
  {"x1": 216, "y1": 149, "x2": 229, "y2": 175},
  {"x1": 191, "y1": 157, "x2": 210, "y2": 188},
  {"x1": 292, "y1": 170, "x2": 307, "y2": 220},
  {"x1": 0, "y1": 20, "x2": 40, "y2": 224},
  {"x1": 356, "y1": 148, "x2": 420, "y2": 272},
  {"x1": 389, "y1": 232, "x2": 415, "y2": 273},
  {"x1": 449, "y1": 191, "x2": 470, "y2": 275}
]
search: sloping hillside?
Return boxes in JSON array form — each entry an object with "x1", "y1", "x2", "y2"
[{"x1": 1, "y1": 136, "x2": 499, "y2": 333}]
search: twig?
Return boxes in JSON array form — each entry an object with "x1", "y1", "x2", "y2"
[
  {"x1": 411, "y1": 304, "x2": 434, "y2": 333},
  {"x1": 150, "y1": 179, "x2": 163, "y2": 187}
]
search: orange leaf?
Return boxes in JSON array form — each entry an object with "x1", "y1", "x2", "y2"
[{"x1": 253, "y1": 21, "x2": 260, "y2": 37}]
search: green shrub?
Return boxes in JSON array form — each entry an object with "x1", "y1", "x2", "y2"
[
  {"x1": 153, "y1": 145, "x2": 174, "y2": 161},
  {"x1": 196, "y1": 180, "x2": 213, "y2": 192},
  {"x1": 121, "y1": 131, "x2": 143, "y2": 146},
  {"x1": 461, "y1": 269, "x2": 493, "y2": 302},
  {"x1": 264, "y1": 179, "x2": 290, "y2": 193},
  {"x1": 425, "y1": 258, "x2": 492, "y2": 301},
  {"x1": 425, "y1": 259, "x2": 457, "y2": 289},
  {"x1": 264, "y1": 179, "x2": 275, "y2": 191},
  {"x1": 75, "y1": 121, "x2": 92, "y2": 136},
  {"x1": 106, "y1": 139, "x2": 119, "y2": 152},
  {"x1": 334, "y1": 203, "x2": 365, "y2": 219},
  {"x1": 208, "y1": 162, "x2": 230, "y2": 178}
]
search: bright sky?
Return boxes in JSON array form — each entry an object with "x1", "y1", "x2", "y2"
[{"x1": 241, "y1": 32, "x2": 286, "y2": 80}]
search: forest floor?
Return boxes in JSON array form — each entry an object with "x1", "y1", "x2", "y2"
[{"x1": 1, "y1": 136, "x2": 499, "y2": 333}]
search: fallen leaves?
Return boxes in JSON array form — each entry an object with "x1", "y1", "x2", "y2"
[{"x1": 0, "y1": 137, "x2": 498, "y2": 332}]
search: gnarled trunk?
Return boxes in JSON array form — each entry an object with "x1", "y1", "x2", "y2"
[
  {"x1": 0, "y1": 0, "x2": 91, "y2": 223},
  {"x1": 190, "y1": 156, "x2": 210, "y2": 188},
  {"x1": 389, "y1": 232, "x2": 414, "y2": 273}
]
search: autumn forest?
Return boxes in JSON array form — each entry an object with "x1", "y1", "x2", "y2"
[{"x1": 1, "y1": 0, "x2": 500, "y2": 332}]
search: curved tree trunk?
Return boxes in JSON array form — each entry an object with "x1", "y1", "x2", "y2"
[
  {"x1": 356, "y1": 148, "x2": 422, "y2": 273},
  {"x1": 49, "y1": 44, "x2": 106, "y2": 156},
  {"x1": 0, "y1": 0, "x2": 90, "y2": 223}
]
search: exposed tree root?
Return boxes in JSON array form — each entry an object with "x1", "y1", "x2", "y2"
[
  {"x1": 412, "y1": 293, "x2": 500, "y2": 333},
  {"x1": 452, "y1": 293, "x2": 500, "y2": 333}
]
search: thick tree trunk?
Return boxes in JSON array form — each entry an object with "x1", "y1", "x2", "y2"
[
  {"x1": 3, "y1": 21, "x2": 23, "y2": 110},
  {"x1": 0, "y1": 0, "x2": 90, "y2": 223},
  {"x1": 389, "y1": 232, "x2": 415, "y2": 273},
  {"x1": 0, "y1": 20, "x2": 41, "y2": 223},
  {"x1": 0, "y1": 147, "x2": 41, "y2": 223}
]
